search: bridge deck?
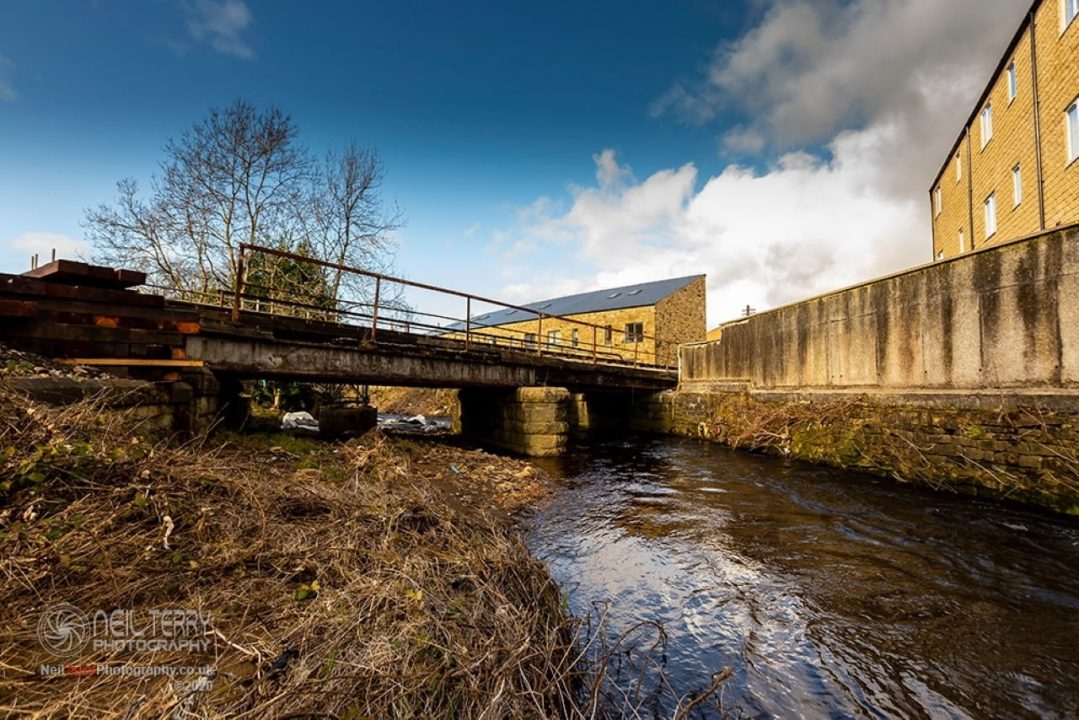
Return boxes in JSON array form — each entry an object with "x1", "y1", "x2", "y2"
[{"x1": 0, "y1": 267, "x2": 677, "y2": 392}]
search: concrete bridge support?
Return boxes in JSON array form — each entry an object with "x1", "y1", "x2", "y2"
[
  {"x1": 452, "y1": 387, "x2": 668, "y2": 456},
  {"x1": 453, "y1": 386, "x2": 572, "y2": 456}
]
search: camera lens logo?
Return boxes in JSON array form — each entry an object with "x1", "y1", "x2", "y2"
[{"x1": 37, "y1": 603, "x2": 89, "y2": 656}]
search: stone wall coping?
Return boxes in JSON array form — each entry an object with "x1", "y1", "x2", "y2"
[{"x1": 673, "y1": 385, "x2": 1079, "y2": 412}]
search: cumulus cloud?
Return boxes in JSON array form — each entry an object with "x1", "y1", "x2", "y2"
[
  {"x1": 6, "y1": 232, "x2": 88, "y2": 263},
  {"x1": 186, "y1": 0, "x2": 255, "y2": 59},
  {"x1": 496, "y1": 149, "x2": 919, "y2": 323},
  {"x1": 0, "y1": 52, "x2": 17, "y2": 102},
  {"x1": 499, "y1": 0, "x2": 1030, "y2": 325},
  {"x1": 659, "y1": 0, "x2": 1028, "y2": 198}
]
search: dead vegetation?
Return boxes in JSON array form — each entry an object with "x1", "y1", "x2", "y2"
[
  {"x1": 367, "y1": 386, "x2": 456, "y2": 417},
  {"x1": 699, "y1": 392, "x2": 1079, "y2": 508},
  {"x1": 0, "y1": 384, "x2": 582, "y2": 718}
]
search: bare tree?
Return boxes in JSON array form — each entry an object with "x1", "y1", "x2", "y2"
[
  {"x1": 311, "y1": 144, "x2": 403, "y2": 300},
  {"x1": 85, "y1": 101, "x2": 400, "y2": 306}
]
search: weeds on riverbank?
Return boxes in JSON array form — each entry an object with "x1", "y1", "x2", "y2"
[
  {"x1": 699, "y1": 392, "x2": 1079, "y2": 510},
  {"x1": 0, "y1": 384, "x2": 581, "y2": 718}
]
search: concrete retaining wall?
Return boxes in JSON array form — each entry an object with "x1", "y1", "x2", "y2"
[
  {"x1": 668, "y1": 228, "x2": 1079, "y2": 513},
  {"x1": 683, "y1": 226, "x2": 1078, "y2": 391}
]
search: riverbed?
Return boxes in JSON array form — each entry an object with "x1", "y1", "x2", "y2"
[{"x1": 527, "y1": 433, "x2": 1079, "y2": 719}]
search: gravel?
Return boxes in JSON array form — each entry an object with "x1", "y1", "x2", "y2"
[{"x1": 0, "y1": 342, "x2": 113, "y2": 380}]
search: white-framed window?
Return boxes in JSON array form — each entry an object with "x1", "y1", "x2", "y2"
[
  {"x1": 1007, "y1": 62, "x2": 1017, "y2": 102},
  {"x1": 980, "y1": 104, "x2": 993, "y2": 148},
  {"x1": 934, "y1": 186, "x2": 942, "y2": 216},
  {"x1": 1065, "y1": 0, "x2": 1079, "y2": 30},
  {"x1": 1068, "y1": 99, "x2": 1079, "y2": 164},
  {"x1": 959, "y1": 228, "x2": 965, "y2": 253},
  {"x1": 571, "y1": 328, "x2": 579, "y2": 347},
  {"x1": 955, "y1": 152, "x2": 962, "y2": 182},
  {"x1": 984, "y1": 193, "x2": 997, "y2": 238},
  {"x1": 1012, "y1": 165, "x2": 1022, "y2": 205},
  {"x1": 547, "y1": 329, "x2": 561, "y2": 346}
]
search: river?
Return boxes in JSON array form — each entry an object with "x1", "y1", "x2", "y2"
[{"x1": 526, "y1": 433, "x2": 1079, "y2": 719}]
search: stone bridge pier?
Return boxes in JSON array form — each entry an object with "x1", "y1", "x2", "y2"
[{"x1": 452, "y1": 386, "x2": 661, "y2": 456}]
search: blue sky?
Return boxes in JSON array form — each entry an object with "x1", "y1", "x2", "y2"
[{"x1": 0, "y1": 0, "x2": 1030, "y2": 324}]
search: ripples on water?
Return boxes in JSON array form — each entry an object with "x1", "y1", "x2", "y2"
[{"x1": 526, "y1": 434, "x2": 1079, "y2": 719}]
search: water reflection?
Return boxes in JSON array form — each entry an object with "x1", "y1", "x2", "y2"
[{"x1": 527, "y1": 434, "x2": 1079, "y2": 719}]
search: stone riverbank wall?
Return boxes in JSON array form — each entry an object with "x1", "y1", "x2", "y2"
[
  {"x1": 644, "y1": 225, "x2": 1079, "y2": 512},
  {"x1": 5, "y1": 372, "x2": 222, "y2": 439}
]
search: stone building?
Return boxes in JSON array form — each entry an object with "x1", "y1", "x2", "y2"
[
  {"x1": 930, "y1": 0, "x2": 1079, "y2": 259},
  {"x1": 443, "y1": 275, "x2": 706, "y2": 366}
]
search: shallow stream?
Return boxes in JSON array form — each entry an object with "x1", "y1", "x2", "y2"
[{"x1": 527, "y1": 434, "x2": 1079, "y2": 719}]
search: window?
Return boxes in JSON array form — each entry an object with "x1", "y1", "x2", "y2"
[
  {"x1": 1068, "y1": 100, "x2": 1079, "y2": 164},
  {"x1": 958, "y1": 228, "x2": 965, "y2": 253},
  {"x1": 1007, "y1": 62, "x2": 1017, "y2": 102},
  {"x1": 1012, "y1": 165, "x2": 1022, "y2": 205},
  {"x1": 1066, "y1": 0, "x2": 1079, "y2": 29},
  {"x1": 624, "y1": 322, "x2": 644, "y2": 344},
  {"x1": 571, "y1": 329, "x2": 579, "y2": 347},
  {"x1": 934, "y1": 186, "x2": 942, "y2": 216},
  {"x1": 604, "y1": 325, "x2": 612, "y2": 345},
  {"x1": 984, "y1": 193, "x2": 997, "y2": 238},
  {"x1": 980, "y1": 104, "x2": 993, "y2": 148},
  {"x1": 547, "y1": 329, "x2": 561, "y2": 346},
  {"x1": 523, "y1": 332, "x2": 536, "y2": 346},
  {"x1": 955, "y1": 152, "x2": 962, "y2": 182}
]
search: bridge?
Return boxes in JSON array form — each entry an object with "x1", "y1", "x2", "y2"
[{"x1": 1, "y1": 246, "x2": 677, "y2": 455}]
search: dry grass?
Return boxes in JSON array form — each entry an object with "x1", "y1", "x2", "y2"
[{"x1": 0, "y1": 384, "x2": 582, "y2": 718}]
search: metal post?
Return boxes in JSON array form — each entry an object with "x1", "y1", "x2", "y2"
[
  {"x1": 371, "y1": 277, "x2": 381, "y2": 342},
  {"x1": 465, "y1": 296, "x2": 471, "y2": 350},
  {"x1": 232, "y1": 247, "x2": 246, "y2": 322},
  {"x1": 536, "y1": 315, "x2": 543, "y2": 356}
]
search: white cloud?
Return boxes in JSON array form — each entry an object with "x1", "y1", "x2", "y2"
[
  {"x1": 186, "y1": 0, "x2": 255, "y2": 59},
  {"x1": 497, "y1": 148, "x2": 923, "y2": 324},
  {"x1": 0, "y1": 52, "x2": 17, "y2": 102},
  {"x1": 496, "y1": 0, "x2": 1030, "y2": 326},
  {"x1": 6, "y1": 232, "x2": 88, "y2": 264}
]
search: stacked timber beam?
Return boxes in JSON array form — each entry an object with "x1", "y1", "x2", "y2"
[{"x1": 0, "y1": 260, "x2": 202, "y2": 380}]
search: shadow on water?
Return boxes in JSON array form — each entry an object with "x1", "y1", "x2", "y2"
[{"x1": 526, "y1": 433, "x2": 1079, "y2": 719}]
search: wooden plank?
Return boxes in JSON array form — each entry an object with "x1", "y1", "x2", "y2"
[
  {"x1": 0, "y1": 274, "x2": 47, "y2": 296},
  {"x1": 12, "y1": 298, "x2": 193, "y2": 326},
  {"x1": 0, "y1": 274, "x2": 165, "y2": 307},
  {"x1": 55, "y1": 358, "x2": 205, "y2": 367},
  {"x1": 5, "y1": 323, "x2": 184, "y2": 346},
  {"x1": 22, "y1": 259, "x2": 146, "y2": 288},
  {"x1": 0, "y1": 299, "x2": 37, "y2": 317}
]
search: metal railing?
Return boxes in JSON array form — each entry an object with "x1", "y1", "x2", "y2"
[{"x1": 209, "y1": 244, "x2": 677, "y2": 369}]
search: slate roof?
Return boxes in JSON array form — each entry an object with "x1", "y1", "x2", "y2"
[{"x1": 442, "y1": 274, "x2": 703, "y2": 332}]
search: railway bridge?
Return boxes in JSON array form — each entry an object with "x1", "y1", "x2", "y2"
[{"x1": 1, "y1": 248, "x2": 677, "y2": 455}]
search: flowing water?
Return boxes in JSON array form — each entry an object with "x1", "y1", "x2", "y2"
[{"x1": 526, "y1": 434, "x2": 1079, "y2": 719}]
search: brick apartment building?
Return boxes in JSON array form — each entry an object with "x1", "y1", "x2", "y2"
[{"x1": 930, "y1": 0, "x2": 1078, "y2": 259}]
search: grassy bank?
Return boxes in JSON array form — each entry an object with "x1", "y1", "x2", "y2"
[{"x1": 0, "y1": 384, "x2": 579, "y2": 718}]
